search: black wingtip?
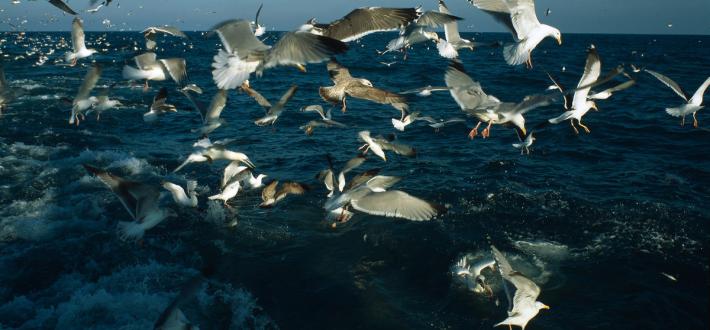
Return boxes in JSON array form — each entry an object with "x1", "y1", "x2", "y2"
[
  {"x1": 317, "y1": 35, "x2": 349, "y2": 55},
  {"x1": 448, "y1": 59, "x2": 466, "y2": 73}
]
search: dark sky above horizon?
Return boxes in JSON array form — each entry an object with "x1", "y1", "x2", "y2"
[{"x1": 0, "y1": 0, "x2": 708, "y2": 35}]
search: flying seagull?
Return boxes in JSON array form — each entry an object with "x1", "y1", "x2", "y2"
[
  {"x1": 240, "y1": 81, "x2": 299, "y2": 126},
  {"x1": 299, "y1": 104, "x2": 347, "y2": 135},
  {"x1": 144, "y1": 87, "x2": 177, "y2": 122},
  {"x1": 210, "y1": 19, "x2": 348, "y2": 90},
  {"x1": 123, "y1": 52, "x2": 187, "y2": 89},
  {"x1": 451, "y1": 255, "x2": 496, "y2": 296},
  {"x1": 260, "y1": 180, "x2": 309, "y2": 208},
  {"x1": 65, "y1": 17, "x2": 97, "y2": 66},
  {"x1": 174, "y1": 138, "x2": 255, "y2": 173},
  {"x1": 49, "y1": 0, "x2": 77, "y2": 15},
  {"x1": 252, "y1": 3, "x2": 266, "y2": 37},
  {"x1": 468, "y1": 0, "x2": 561, "y2": 67},
  {"x1": 549, "y1": 45, "x2": 600, "y2": 134},
  {"x1": 69, "y1": 64, "x2": 102, "y2": 125},
  {"x1": 445, "y1": 60, "x2": 554, "y2": 139},
  {"x1": 391, "y1": 111, "x2": 436, "y2": 131},
  {"x1": 491, "y1": 245, "x2": 550, "y2": 330},
  {"x1": 437, "y1": 0, "x2": 477, "y2": 58},
  {"x1": 301, "y1": 7, "x2": 421, "y2": 42},
  {"x1": 512, "y1": 131, "x2": 535, "y2": 154},
  {"x1": 587, "y1": 74, "x2": 636, "y2": 100},
  {"x1": 324, "y1": 174, "x2": 444, "y2": 223},
  {"x1": 320, "y1": 58, "x2": 408, "y2": 113},
  {"x1": 180, "y1": 87, "x2": 229, "y2": 137},
  {"x1": 86, "y1": 83, "x2": 122, "y2": 121},
  {"x1": 142, "y1": 26, "x2": 187, "y2": 51},
  {"x1": 400, "y1": 85, "x2": 451, "y2": 97},
  {"x1": 384, "y1": 10, "x2": 462, "y2": 56},
  {"x1": 645, "y1": 69, "x2": 710, "y2": 127},
  {"x1": 83, "y1": 164, "x2": 174, "y2": 241},
  {"x1": 357, "y1": 131, "x2": 416, "y2": 161},
  {"x1": 162, "y1": 180, "x2": 198, "y2": 208}
]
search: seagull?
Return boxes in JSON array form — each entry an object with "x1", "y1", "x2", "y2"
[
  {"x1": 512, "y1": 131, "x2": 535, "y2": 155},
  {"x1": 122, "y1": 52, "x2": 187, "y2": 89},
  {"x1": 69, "y1": 64, "x2": 102, "y2": 126},
  {"x1": 153, "y1": 274, "x2": 204, "y2": 330},
  {"x1": 318, "y1": 154, "x2": 367, "y2": 196},
  {"x1": 209, "y1": 179, "x2": 241, "y2": 205},
  {"x1": 587, "y1": 73, "x2": 636, "y2": 100},
  {"x1": 301, "y1": 7, "x2": 421, "y2": 42},
  {"x1": 86, "y1": 83, "x2": 122, "y2": 120},
  {"x1": 49, "y1": 0, "x2": 77, "y2": 15},
  {"x1": 324, "y1": 174, "x2": 444, "y2": 223},
  {"x1": 252, "y1": 4, "x2": 266, "y2": 37},
  {"x1": 548, "y1": 45, "x2": 600, "y2": 134},
  {"x1": 400, "y1": 85, "x2": 451, "y2": 97},
  {"x1": 645, "y1": 69, "x2": 710, "y2": 127},
  {"x1": 445, "y1": 60, "x2": 554, "y2": 139},
  {"x1": 221, "y1": 162, "x2": 266, "y2": 190},
  {"x1": 162, "y1": 180, "x2": 198, "y2": 208},
  {"x1": 144, "y1": 87, "x2": 177, "y2": 122},
  {"x1": 174, "y1": 139, "x2": 255, "y2": 173},
  {"x1": 391, "y1": 111, "x2": 435, "y2": 131},
  {"x1": 320, "y1": 58, "x2": 408, "y2": 113},
  {"x1": 86, "y1": 4, "x2": 103, "y2": 13},
  {"x1": 491, "y1": 245, "x2": 549, "y2": 330},
  {"x1": 260, "y1": 180, "x2": 309, "y2": 208},
  {"x1": 210, "y1": 19, "x2": 348, "y2": 90},
  {"x1": 469, "y1": 0, "x2": 561, "y2": 67},
  {"x1": 437, "y1": 0, "x2": 476, "y2": 58},
  {"x1": 65, "y1": 17, "x2": 97, "y2": 66},
  {"x1": 451, "y1": 255, "x2": 496, "y2": 296},
  {"x1": 384, "y1": 10, "x2": 462, "y2": 56},
  {"x1": 426, "y1": 118, "x2": 467, "y2": 132},
  {"x1": 299, "y1": 104, "x2": 347, "y2": 135},
  {"x1": 83, "y1": 164, "x2": 174, "y2": 242},
  {"x1": 180, "y1": 88, "x2": 228, "y2": 137},
  {"x1": 142, "y1": 26, "x2": 187, "y2": 51},
  {"x1": 240, "y1": 82, "x2": 298, "y2": 126}
]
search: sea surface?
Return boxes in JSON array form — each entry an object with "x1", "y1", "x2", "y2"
[{"x1": 0, "y1": 31, "x2": 708, "y2": 329}]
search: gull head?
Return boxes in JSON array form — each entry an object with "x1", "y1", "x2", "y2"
[
  {"x1": 535, "y1": 301, "x2": 550, "y2": 311},
  {"x1": 552, "y1": 29, "x2": 562, "y2": 45},
  {"x1": 590, "y1": 101, "x2": 599, "y2": 111},
  {"x1": 359, "y1": 79, "x2": 373, "y2": 87}
]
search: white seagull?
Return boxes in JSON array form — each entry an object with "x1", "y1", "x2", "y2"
[
  {"x1": 548, "y1": 45, "x2": 600, "y2": 134},
  {"x1": 174, "y1": 139, "x2": 255, "y2": 173},
  {"x1": 645, "y1": 69, "x2": 710, "y2": 127},
  {"x1": 144, "y1": 87, "x2": 177, "y2": 122},
  {"x1": 162, "y1": 180, "x2": 198, "y2": 208},
  {"x1": 122, "y1": 52, "x2": 187, "y2": 89},
  {"x1": 469, "y1": 0, "x2": 561, "y2": 67},
  {"x1": 69, "y1": 64, "x2": 102, "y2": 125},
  {"x1": 65, "y1": 17, "x2": 97, "y2": 66}
]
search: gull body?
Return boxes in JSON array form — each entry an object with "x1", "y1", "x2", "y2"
[
  {"x1": 65, "y1": 17, "x2": 97, "y2": 66},
  {"x1": 70, "y1": 64, "x2": 102, "y2": 125},
  {"x1": 162, "y1": 181, "x2": 198, "y2": 208},
  {"x1": 645, "y1": 69, "x2": 710, "y2": 127}
]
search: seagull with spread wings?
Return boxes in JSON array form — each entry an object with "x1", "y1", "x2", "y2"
[
  {"x1": 548, "y1": 45, "x2": 600, "y2": 134},
  {"x1": 65, "y1": 17, "x2": 97, "y2": 66},
  {"x1": 69, "y1": 64, "x2": 101, "y2": 125},
  {"x1": 468, "y1": 0, "x2": 561, "y2": 67},
  {"x1": 301, "y1": 7, "x2": 421, "y2": 42},
  {"x1": 645, "y1": 69, "x2": 710, "y2": 127},
  {"x1": 210, "y1": 19, "x2": 348, "y2": 90},
  {"x1": 142, "y1": 26, "x2": 187, "y2": 51},
  {"x1": 240, "y1": 81, "x2": 298, "y2": 126},
  {"x1": 123, "y1": 52, "x2": 187, "y2": 89}
]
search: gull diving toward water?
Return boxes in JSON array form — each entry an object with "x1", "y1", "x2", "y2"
[
  {"x1": 358, "y1": 131, "x2": 416, "y2": 161},
  {"x1": 162, "y1": 180, "x2": 198, "y2": 208},
  {"x1": 299, "y1": 104, "x2": 347, "y2": 136},
  {"x1": 301, "y1": 7, "x2": 421, "y2": 42},
  {"x1": 451, "y1": 254, "x2": 496, "y2": 296},
  {"x1": 69, "y1": 64, "x2": 102, "y2": 125},
  {"x1": 144, "y1": 87, "x2": 177, "y2": 122},
  {"x1": 491, "y1": 245, "x2": 549, "y2": 330},
  {"x1": 83, "y1": 164, "x2": 174, "y2": 241},
  {"x1": 548, "y1": 45, "x2": 600, "y2": 134},
  {"x1": 320, "y1": 58, "x2": 408, "y2": 113},
  {"x1": 122, "y1": 52, "x2": 187, "y2": 89},
  {"x1": 644, "y1": 69, "x2": 710, "y2": 127},
  {"x1": 142, "y1": 26, "x2": 187, "y2": 51},
  {"x1": 445, "y1": 60, "x2": 555, "y2": 139},
  {"x1": 324, "y1": 173, "x2": 445, "y2": 223},
  {"x1": 260, "y1": 180, "x2": 309, "y2": 208},
  {"x1": 240, "y1": 81, "x2": 298, "y2": 126},
  {"x1": 65, "y1": 17, "x2": 97, "y2": 66},
  {"x1": 174, "y1": 138, "x2": 255, "y2": 173},
  {"x1": 468, "y1": 0, "x2": 561, "y2": 67},
  {"x1": 210, "y1": 19, "x2": 348, "y2": 90}
]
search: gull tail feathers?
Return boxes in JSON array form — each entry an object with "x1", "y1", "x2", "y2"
[
  {"x1": 122, "y1": 65, "x2": 150, "y2": 80},
  {"x1": 391, "y1": 118, "x2": 406, "y2": 131},
  {"x1": 503, "y1": 42, "x2": 529, "y2": 66},
  {"x1": 64, "y1": 51, "x2": 77, "y2": 63},
  {"x1": 437, "y1": 40, "x2": 459, "y2": 59},
  {"x1": 665, "y1": 107, "x2": 686, "y2": 117},
  {"x1": 211, "y1": 49, "x2": 251, "y2": 90},
  {"x1": 117, "y1": 221, "x2": 148, "y2": 241},
  {"x1": 549, "y1": 111, "x2": 574, "y2": 124}
]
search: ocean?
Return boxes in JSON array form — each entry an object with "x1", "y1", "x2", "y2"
[{"x1": 0, "y1": 31, "x2": 708, "y2": 329}]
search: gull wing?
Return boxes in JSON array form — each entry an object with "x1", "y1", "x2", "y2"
[
  {"x1": 512, "y1": 93, "x2": 557, "y2": 115},
  {"x1": 263, "y1": 32, "x2": 348, "y2": 69},
  {"x1": 76, "y1": 64, "x2": 102, "y2": 101},
  {"x1": 345, "y1": 169, "x2": 381, "y2": 191},
  {"x1": 324, "y1": 7, "x2": 420, "y2": 42},
  {"x1": 204, "y1": 89, "x2": 228, "y2": 123},
  {"x1": 351, "y1": 190, "x2": 442, "y2": 221},
  {"x1": 268, "y1": 85, "x2": 298, "y2": 116},
  {"x1": 158, "y1": 58, "x2": 187, "y2": 84},
  {"x1": 275, "y1": 182, "x2": 309, "y2": 201},
  {"x1": 242, "y1": 84, "x2": 272, "y2": 110},
  {"x1": 142, "y1": 26, "x2": 187, "y2": 38},
  {"x1": 134, "y1": 52, "x2": 158, "y2": 70},
  {"x1": 211, "y1": 19, "x2": 270, "y2": 55},
  {"x1": 439, "y1": 0, "x2": 462, "y2": 42},
  {"x1": 545, "y1": 71, "x2": 570, "y2": 110},
  {"x1": 83, "y1": 164, "x2": 138, "y2": 220},
  {"x1": 470, "y1": 0, "x2": 518, "y2": 40},
  {"x1": 445, "y1": 61, "x2": 489, "y2": 110},
  {"x1": 255, "y1": 3, "x2": 264, "y2": 27},
  {"x1": 71, "y1": 17, "x2": 86, "y2": 53},
  {"x1": 689, "y1": 76, "x2": 710, "y2": 106},
  {"x1": 302, "y1": 104, "x2": 327, "y2": 119},
  {"x1": 572, "y1": 46, "x2": 601, "y2": 109},
  {"x1": 49, "y1": 0, "x2": 77, "y2": 15},
  {"x1": 326, "y1": 58, "x2": 352, "y2": 83},
  {"x1": 506, "y1": 0, "x2": 542, "y2": 40},
  {"x1": 261, "y1": 180, "x2": 278, "y2": 203},
  {"x1": 415, "y1": 11, "x2": 463, "y2": 28},
  {"x1": 377, "y1": 139, "x2": 416, "y2": 157},
  {"x1": 644, "y1": 69, "x2": 688, "y2": 102},
  {"x1": 346, "y1": 83, "x2": 407, "y2": 106}
]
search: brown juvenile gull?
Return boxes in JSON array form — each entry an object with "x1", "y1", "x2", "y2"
[
  {"x1": 320, "y1": 58, "x2": 407, "y2": 113},
  {"x1": 260, "y1": 180, "x2": 309, "y2": 208},
  {"x1": 240, "y1": 81, "x2": 298, "y2": 126},
  {"x1": 300, "y1": 7, "x2": 420, "y2": 42}
]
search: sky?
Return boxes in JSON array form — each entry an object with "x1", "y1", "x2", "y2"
[{"x1": 0, "y1": 0, "x2": 708, "y2": 35}]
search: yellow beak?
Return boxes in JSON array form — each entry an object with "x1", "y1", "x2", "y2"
[
  {"x1": 556, "y1": 35, "x2": 562, "y2": 45},
  {"x1": 542, "y1": 304, "x2": 550, "y2": 310},
  {"x1": 519, "y1": 126, "x2": 527, "y2": 137},
  {"x1": 592, "y1": 104, "x2": 599, "y2": 111},
  {"x1": 296, "y1": 64, "x2": 307, "y2": 73}
]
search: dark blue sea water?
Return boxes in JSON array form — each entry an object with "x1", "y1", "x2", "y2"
[{"x1": 0, "y1": 31, "x2": 708, "y2": 329}]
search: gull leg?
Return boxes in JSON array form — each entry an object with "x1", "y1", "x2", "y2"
[
  {"x1": 341, "y1": 97, "x2": 347, "y2": 113},
  {"x1": 525, "y1": 146, "x2": 530, "y2": 155},
  {"x1": 97, "y1": 113, "x2": 101, "y2": 121},
  {"x1": 681, "y1": 116, "x2": 685, "y2": 127},
  {"x1": 143, "y1": 80, "x2": 149, "y2": 91},
  {"x1": 71, "y1": 58, "x2": 77, "y2": 66},
  {"x1": 693, "y1": 112, "x2": 698, "y2": 128},
  {"x1": 570, "y1": 120, "x2": 579, "y2": 135},
  {"x1": 481, "y1": 121, "x2": 493, "y2": 138},
  {"x1": 468, "y1": 121, "x2": 482, "y2": 139},
  {"x1": 578, "y1": 120, "x2": 591, "y2": 134}
]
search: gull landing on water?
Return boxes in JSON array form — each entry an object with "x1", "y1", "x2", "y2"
[
  {"x1": 451, "y1": 255, "x2": 496, "y2": 296},
  {"x1": 645, "y1": 69, "x2": 710, "y2": 128},
  {"x1": 162, "y1": 180, "x2": 198, "y2": 208},
  {"x1": 469, "y1": 0, "x2": 561, "y2": 68}
]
